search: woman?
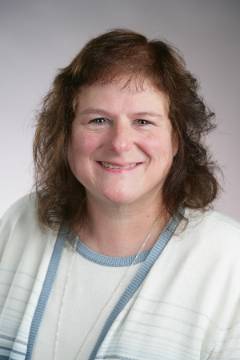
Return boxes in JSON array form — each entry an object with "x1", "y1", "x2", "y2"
[{"x1": 1, "y1": 29, "x2": 240, "y2": 360}]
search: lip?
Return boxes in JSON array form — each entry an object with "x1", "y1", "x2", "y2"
[{"x1": 96, "y1": 161, "x2": 143, "y2": 173}]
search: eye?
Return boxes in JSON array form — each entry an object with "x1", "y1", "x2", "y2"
[
  {"x1": 135, "y1": 119, "x2": 153, "y2": 126},
  {"x1": 88, "y1": 117, "x2": 109, "y2": 126}
]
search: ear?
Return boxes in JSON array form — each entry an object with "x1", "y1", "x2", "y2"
[
  {"x1": 72, "y1": 97, "x2": 77, "y2": 112},
  {"x1": 172, "y1": 130, "x2": 179, "y2": 157}
]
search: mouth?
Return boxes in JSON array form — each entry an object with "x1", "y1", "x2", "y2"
[{"x1": 97, "y1": 161, "x2": 143, "y2": 172}]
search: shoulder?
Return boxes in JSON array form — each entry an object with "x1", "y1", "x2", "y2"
[
  {"x1": 0, "y1": 193, "x2": 57, "y2": 257},
  {"x1": 0, "y1": 193, "x2": 39, "y2": 232},
  {"x1": 178, "y1": 207, "x2": 240, "y2": 259},
  {"x1": 185, "y1": 208, "x2": 240, "y2": 237},
  {"x1": 1, "y1": 193, "x2": 37, "y2": 220}
]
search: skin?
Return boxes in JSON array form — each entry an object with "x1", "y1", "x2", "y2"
[{"x1": 68, "y1": 77, "x2": 178, "y2": 256}]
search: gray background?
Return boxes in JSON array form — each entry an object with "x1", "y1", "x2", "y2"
[{"x1": 0, "y1": 0, "x2": 239, "y2": 220}]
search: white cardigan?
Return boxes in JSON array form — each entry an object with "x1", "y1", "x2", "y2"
[{"x1": 1, "y1": 194, "x2": 240, "y2": 360}]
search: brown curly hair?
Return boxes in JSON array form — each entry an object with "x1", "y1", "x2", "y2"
[{"x1": 33, "y1": 28, "x2": 219, "y2": 230}]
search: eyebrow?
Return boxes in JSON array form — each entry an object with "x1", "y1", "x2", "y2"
[{"x1": 77, "y1": 107, "x2": 163, "y2": 118}]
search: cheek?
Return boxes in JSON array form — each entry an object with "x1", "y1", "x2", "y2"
[
  {"x1": 68, "y1": 131, "x2": 104, "y2": 181},
  {"x1": 141, "y1": 133, "x2": 175, "y2": 159},
  {"x1": 69, "y1": 131, "x2": 100, "y2": 161}
]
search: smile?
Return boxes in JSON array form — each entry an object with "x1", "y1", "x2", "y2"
[{"x1": 97, "y1": 161, "x2": 142, "y2": 172}]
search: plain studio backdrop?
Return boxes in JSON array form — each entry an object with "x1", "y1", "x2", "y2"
[{"x1": 0, "y1": 0, "x2": 239, "y2": 221}]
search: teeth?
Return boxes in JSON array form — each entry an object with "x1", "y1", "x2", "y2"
[{"x1": 101, "y1": 162, "x2": 138, "y2": 169}]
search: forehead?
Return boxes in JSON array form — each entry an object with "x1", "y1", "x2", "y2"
[
  {"x1": 81, "y1": 74, "x2": 159, "y2": 93},
  {"x1": 75, "y1": 76, "x2": 169, "y2": 114}
]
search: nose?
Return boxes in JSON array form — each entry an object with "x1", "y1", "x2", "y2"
[{"x1": 109, "y1": 121, "x2": 133, "y2": 153}]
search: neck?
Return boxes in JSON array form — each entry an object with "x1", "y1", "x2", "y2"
[{"x1": 75, "y1": 195, "x2": 170, "y2": 257}]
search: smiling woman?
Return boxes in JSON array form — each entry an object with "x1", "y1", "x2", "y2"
[
  {"x1": 1, "y1": 29, "x2": 240, "y2": 360},
  {"x1": 67, "y1": 80, "x2": 177, "y2": 220}
]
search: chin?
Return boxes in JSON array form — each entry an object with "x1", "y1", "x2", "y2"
[{"x1": 102, "y1": 191, "x2": 138, "y2": 206}]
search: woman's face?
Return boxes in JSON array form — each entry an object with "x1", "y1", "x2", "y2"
[{"x1": 68, "y1": 78, "x2": 178, "y2": 208}]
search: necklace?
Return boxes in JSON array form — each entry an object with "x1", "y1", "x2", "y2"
[{"x1": 53, "y1": 216, "x2": 161, "y2": 360}]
